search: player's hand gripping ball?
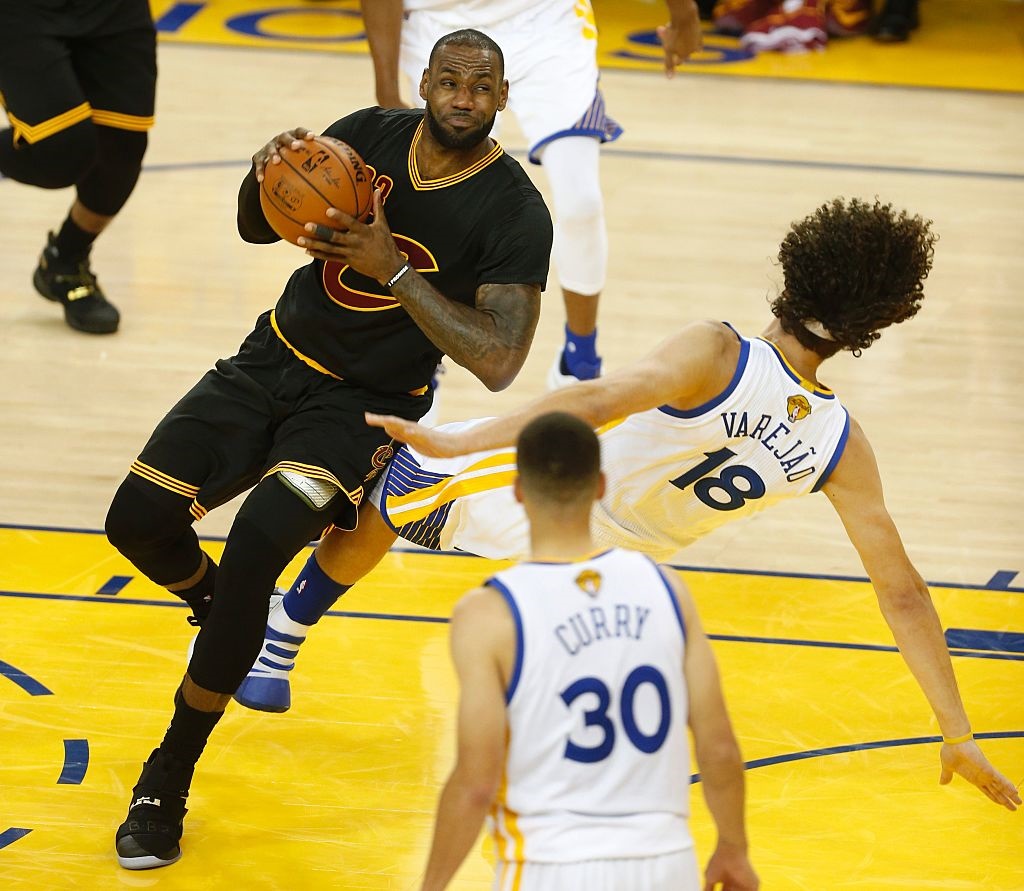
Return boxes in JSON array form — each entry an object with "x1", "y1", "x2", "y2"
[{"x1": 259, "y1": 136, "x2": 374, "y2": 246}]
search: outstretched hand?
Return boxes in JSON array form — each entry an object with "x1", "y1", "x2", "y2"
[
  {"x1": 703, "y1": 841, "x2": 759, "y2": 891},
  {"x1": 658, "y1": 1, "x2": 703, "y2": 76},
  {"x1": 298, "y1": 189, "x2": 407, "y2": 284},
  {"x1": 365, "y1": 413, "x2": 464, "y2": 458},
  {"x1": 940, "y1": 739, "x2": 1021, "y2": 811}
]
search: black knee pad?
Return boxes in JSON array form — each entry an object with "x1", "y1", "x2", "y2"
[
  {"x1": 105, "y1": 476, "x2": 202, "y2": 585},
  {"x1": 0, "y1": 120, "x2": 98, "y2": 188},
  {"x1": 76, "y1": 127, "x2": 147, "y2": 216}
]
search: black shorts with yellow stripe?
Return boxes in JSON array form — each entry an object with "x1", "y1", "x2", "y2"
[
  {"x1": 0, "y1": 0, "x2": 156, "y2": 145},
  {"x1": 130, "y1": 312, "x2": 430, "y2": 529}
]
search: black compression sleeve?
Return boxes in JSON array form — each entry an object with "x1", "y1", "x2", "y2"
[{"x1": 236, "y1": 165, "x2": 280, "y2": 243}]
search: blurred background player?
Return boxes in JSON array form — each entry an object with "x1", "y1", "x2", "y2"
[
  {"x1": 237, "y1": 197, "x2": 1021, "y2": 814},
  {"x1": 0, "y1": 0, "x2": 156, "y2": 334},
  {"x1": 418, "y1": 412, "x2": 758, "y2": 891},
  {"x1": 361, "y1": 0, "x2": 702, "y2": 390}
]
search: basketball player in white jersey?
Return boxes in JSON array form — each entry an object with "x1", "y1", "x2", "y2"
[
  {"x1": 360, "y1": 0, "x2": 702, "y2": 389},
  {"x1": 418, "y1": 411, "x2": 758, "y2": 891},
  {"x1": 236, "y1": 198, "x2": 1020, "y2": 812}
]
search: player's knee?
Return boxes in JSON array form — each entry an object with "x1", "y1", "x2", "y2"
[
  {"x1": 96, "y1": 127, "x2": 148, "y2": 171},
  {"x1": 76, "y1": 129, "x2": 148, "y2": 216},
  {"x1": 105, "y1": 477, "x2": 184, "y2": 556},
  {"x1": 15, "y1": 121, "x2": 99, "y2": 189}
]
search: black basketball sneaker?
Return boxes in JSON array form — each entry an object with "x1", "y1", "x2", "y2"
[
  {"x1": 33, "y1": 232, "x2": 120, "y2": 334},
  {"x1": 115, "y1": 748, "x2": 192, "y2": 870}
]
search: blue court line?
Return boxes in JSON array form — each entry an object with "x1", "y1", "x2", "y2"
[
  {"x1": 58, "y1": 739, "x2": 89, "y2": 785},
  {"x1": 96, "y1": 575, "x2": 132, "y2": 597},
  {"x1": 1, "y1": 588, "x2": 1020, "y2": 661},
  {"x1": 0, "y1": 828, "x2": 31, "y2": 851},
  {"x1": 689, "y1": 730, "x2": 1024, "y2": 783},
  {"x1": 945, "y1": 628, "x2": 1024, "y2": 654},
  {"x1": 134, "y1": 149, "x2": 1024, "y2": 183},
  {"x1": 987, "y1": 570, "x2": 1020, "y2": 589},
  {"x1": 0, "y1": 659, "x2": 53, "y2": 696},
  {"x1": 0, "y1": 516, "x2": 1021, "y2": 594}
]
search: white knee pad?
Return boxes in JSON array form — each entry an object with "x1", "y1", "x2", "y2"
[{"x1": 537, "y1": 136, "x2": 607, "y2": 297}]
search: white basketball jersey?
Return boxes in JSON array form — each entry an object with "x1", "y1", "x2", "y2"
[
  {"x1": 372, "y1": 326, "x2": 851, "y2": 562},
  {"x1": 590, "y1": 331, "x2": 851, "y2": 558},
  {"x1": 404, "y1": 0, "x2": 587, "y2": 31},
  {"x1": 487, "y1": 549, "x2": 692, "y2": 863}
]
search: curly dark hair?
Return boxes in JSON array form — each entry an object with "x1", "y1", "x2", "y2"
[{"x1": 771, "y1": 198, "x2": 936, "y2": 356}]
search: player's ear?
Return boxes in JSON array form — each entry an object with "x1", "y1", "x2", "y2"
[
  {"x1": 513, "y1": 475, "x2": 523, "y2": 504},
  {"x1": 596, "y1": 472, "x2": 606, "y2": 500},
  {"x1": 418, "y1": 69, "x2": 430, "y2": 102},
  {"x1": 497, "y1": 79, "x2": 509, "y2": 112}
]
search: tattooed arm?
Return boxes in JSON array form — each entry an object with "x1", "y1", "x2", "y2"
[
  {"x1": 299, "y1": 189, "x2": 543, "y2": 392},
  {"x1": 390, "y1": 277, "x2": 540, "y2": 392}
]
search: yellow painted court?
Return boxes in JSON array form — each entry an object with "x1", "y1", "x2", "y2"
[
  {"x1": 150, "y1": 0, "x2": 1024, "y2": 92},
  {"x1": 2, "y1": 525, "x2": 1021, "y2": 888}
]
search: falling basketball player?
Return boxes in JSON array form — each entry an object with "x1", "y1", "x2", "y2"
[
  {"x1": 419, "y1": 412, "x2": 759, "y2": 890},
  {"x1": 107, "y1": 29, "x2": 553, "y2": 869},
  {"x1": 240, "y1": 198, "x2": 1021, "y2": 814}
]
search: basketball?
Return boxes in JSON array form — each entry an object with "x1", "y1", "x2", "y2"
[{"x1": 259, "y1": 135, "x2": 374, "y2": 246}]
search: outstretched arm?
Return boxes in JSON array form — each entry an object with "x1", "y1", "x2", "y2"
[
  {"x1": 823, "y1": 420, "x2": 1020, "y2": 811},
  {"x1": 420, "y1": 589, "x2": 511, "y2": 891},
  {"x1": 664, "y1": 569, "x2": 759, "y2": 890},
  {"x1": 360, "y1": 0, "x2": 409, "y2": 108},
  {"x1": 658, "y1": 0, "x2": 703, "y2": 75},
  {"x1": 367, "y1": 319, "x2": 739, "y2": 455}
]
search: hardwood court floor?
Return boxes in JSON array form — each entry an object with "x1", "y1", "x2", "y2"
[
  {"x1": 1, "y1": 528, "x2": 1021, "y2": 889},
  {"x1": 0, "y1": 21, "x2": 1022, "y2": 891}
]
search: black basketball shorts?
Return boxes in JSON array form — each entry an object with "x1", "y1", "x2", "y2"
[
  {"x1": 128, "y1": 313, "x2": 429, "y2": 529},
  {"x1": 0, "y1": 0, "x2": 156, "y2": 145}
]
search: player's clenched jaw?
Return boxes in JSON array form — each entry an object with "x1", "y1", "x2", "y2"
[{"x1": 420, "y1": 45, "x2": 508, "y2": 152}]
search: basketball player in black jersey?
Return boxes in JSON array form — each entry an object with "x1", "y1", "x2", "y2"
[{"x1": 106, "y1": 29, "x2": 553, "y2": 869}]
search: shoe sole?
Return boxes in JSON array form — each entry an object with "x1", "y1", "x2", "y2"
[{"x1": 117, "y1": 849, "x2": 182, "y2": 870}]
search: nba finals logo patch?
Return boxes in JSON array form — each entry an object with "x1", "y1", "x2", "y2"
[
  {"x1": 786, "y1": 394, "x2": 812, "y2": 423},
  {"x1": 575, "y1": 569, "x2": 602, "y2": 597}
]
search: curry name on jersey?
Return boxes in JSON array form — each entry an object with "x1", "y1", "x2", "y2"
[
  {"x1": 488, "y1": 549, "x2": 692, "y2": 863},
  {"x1": 271, "y1": 107, "x2": 552, "y2": 395}
]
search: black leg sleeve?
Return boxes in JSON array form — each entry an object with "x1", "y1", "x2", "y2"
[{"x1": 186, "y1": 475, "x2": 338, "y2": 693}]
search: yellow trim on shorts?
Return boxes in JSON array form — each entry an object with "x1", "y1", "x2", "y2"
[
  {"x1": 6, "y1": 103, "x2": 92, "y2": 145},
  {"x1": 385, "y1": 452, "x2": 517, "y2": 524},
  {"x1": 129, "y1": 460, "x2": 201, "y2": 498},
  {"x1": 90, "y1": 109, "x2": 155, "y2": 131}
]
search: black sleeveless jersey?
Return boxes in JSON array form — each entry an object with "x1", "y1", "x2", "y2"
[{"x1": 272, "y1": 107, "x2": 553, "y2": 394}]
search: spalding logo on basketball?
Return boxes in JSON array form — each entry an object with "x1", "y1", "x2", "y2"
[{"x1": 259, "y1": 135, "x2": 374, "y2": 246}]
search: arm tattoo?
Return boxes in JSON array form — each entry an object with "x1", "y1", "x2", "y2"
[{"x1": 391, "y1": 276, "x2": 540, "y2": 391}]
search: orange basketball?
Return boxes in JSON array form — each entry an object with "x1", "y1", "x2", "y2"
[{"x1": 258, "y1": 135, "x2": 374, "y2": 246}]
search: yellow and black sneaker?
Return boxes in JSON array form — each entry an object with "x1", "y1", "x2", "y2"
[{"x1": 33, "y1": 232, "x2": 120, "y2": 334}]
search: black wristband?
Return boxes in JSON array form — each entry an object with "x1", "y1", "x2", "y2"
[{"x1": 385, "y1": 262, "x2": 411, "y2": 290}]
